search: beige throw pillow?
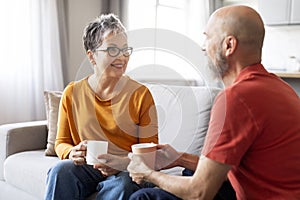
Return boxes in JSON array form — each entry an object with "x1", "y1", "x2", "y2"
[{"x1": 44, "y1": 91, "x2": 62, "y2": 156}]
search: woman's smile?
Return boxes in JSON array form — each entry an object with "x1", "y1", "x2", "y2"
[{"x1": 110, "y1": 61, "x2": 126, "y2": 69}]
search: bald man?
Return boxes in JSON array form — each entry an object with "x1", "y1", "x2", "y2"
[{"x1": 128, "y1": 5, "x2": 300, "y2": 200}]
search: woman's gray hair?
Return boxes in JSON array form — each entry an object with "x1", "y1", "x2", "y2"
[{"x1": 82, "y1": 13, "x2": 126, "y2": 52}]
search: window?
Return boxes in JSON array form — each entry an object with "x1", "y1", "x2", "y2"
[
  {"x1": 0, "y1": 0, "x2": 64, "y2": 124},
  {"x1": 221, "y1": 0, "x2": 258, "y2": 8},
  {"x1": 126, "y1": 0, "x2": 210, "y2": 86}
]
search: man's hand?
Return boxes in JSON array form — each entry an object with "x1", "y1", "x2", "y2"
[
  {"x1": 155, "y1": 144, "x2": 182, "y2": 170},
  {"x1": 127, "y1": 153, "x2": 153, "y2": 184},
  {"x1": 68, "y1": 141, "x2": 87, "y2": 165},
  {"x1": 93, "y1": 154, "x2": 129, "y2": 177}
]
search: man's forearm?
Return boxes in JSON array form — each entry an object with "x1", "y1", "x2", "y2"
[
  {"x1": 144, "y1": 153, "x2": 201, "y2": 199},
  {"x1": 144, "y1": 156, "x2": 230, "y2": 200}
]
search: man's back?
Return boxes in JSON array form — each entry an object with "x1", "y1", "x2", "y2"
[{"x1": 205, "y1": 64, "x2": 300, "y2": 199}]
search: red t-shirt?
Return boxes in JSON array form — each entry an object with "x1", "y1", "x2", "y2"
[{"x1": 203, "y1": 64, "x2": 300, "y2": 200}]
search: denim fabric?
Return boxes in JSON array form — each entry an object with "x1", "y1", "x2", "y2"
[
  {"x1": 45, "y1": 160, "x2": 140, "y2": 200},
  {"x1": 129, "y1": 187, "x2": 180, "y2": 200},
  {"x1": 182, "y1": 168, "x2": 194, "y2": 176},
  {"x1": 129, "y1": 168, "x2": 236, "y2": 200},
  {"x1": 96, "y1": 171, "x2": 140, "y2": 200},
  {"x1": 214, "y1": 180, "x2": 236, "y2": 200},
  {"x1": 128, "y1": 170, "x2": 189, "y2": 200}
]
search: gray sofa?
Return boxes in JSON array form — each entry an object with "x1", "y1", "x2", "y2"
[{"x1": 0, "y1": 84, "x2": 220, "y2": 200}]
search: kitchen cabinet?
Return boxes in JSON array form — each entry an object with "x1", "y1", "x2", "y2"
[
  {"x1": 291, "y1": 0, "x2": 300, "y2": 23},
  {"x1": 258, "y1": 0, "x2": 300, "y2": 25}
]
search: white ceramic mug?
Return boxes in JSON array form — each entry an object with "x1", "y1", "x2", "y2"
[
  {"x1": 131, "y1": 143, "x2": 157, "y2": 169},
  {"x1": 86, "y1": 140, "x2": 108, "y2": 165}
]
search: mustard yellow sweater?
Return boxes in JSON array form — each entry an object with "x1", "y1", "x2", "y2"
[{"x1": 55, "y1": 76, "x2": 158, "y2": 159}]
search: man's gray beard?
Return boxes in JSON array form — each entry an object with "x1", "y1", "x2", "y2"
[{"x1": 207, "y1": 52, "x2": 229, "y2": 79}]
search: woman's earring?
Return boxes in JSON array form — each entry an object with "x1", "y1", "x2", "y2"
[{"x1": 90, "y1": 60, "x2": 96, "y2": 65}]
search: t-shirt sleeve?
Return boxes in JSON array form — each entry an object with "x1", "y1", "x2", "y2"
[{"x1": 202, "y1": 90, "x2": 259, "y2": 166}]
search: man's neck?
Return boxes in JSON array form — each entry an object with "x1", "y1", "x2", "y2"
[{"x1": 221, "y1": 68, "x2": 239, "y2": 87}]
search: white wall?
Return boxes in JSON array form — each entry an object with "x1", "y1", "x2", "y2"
[
  {"x1": 262, "y1": 26, "x2": 300, "y2": 95},
  {"x1": 65, "y1": 0, "x2": 102, "y2": 85},
  {"x1": 262, "y1": 26, "x2": 300, "y2": 71}
]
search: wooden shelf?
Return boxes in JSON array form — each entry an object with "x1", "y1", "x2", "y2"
[{"x1": 268, "y1": 70, "x2": 300, "y2": 78}]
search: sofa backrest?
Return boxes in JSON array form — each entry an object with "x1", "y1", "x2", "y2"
[{"x1": 146, "y1": 84, "x2": 221, "y2": 156}]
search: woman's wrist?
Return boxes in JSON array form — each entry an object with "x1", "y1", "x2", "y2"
[
  {"x1": 121, "y1": 156, "x2": 131, "y2": 170},
  {"x1": 173, "y1": 152, "x2": 185, "y2": 167},
  {"x1": 176, "y1": 152, "x2": 199, "y2": 171}
]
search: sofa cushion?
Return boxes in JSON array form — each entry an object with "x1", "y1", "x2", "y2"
[
  {"x1": 0, "y1": 120, "x2": 48, "y2": 181},
  {"x1": 4, "y1": 150, "x2": 59, "y2": 199},
  {"x1": 43, "y1": 91, "x2": 62, "y2": 156},
  {"x1": 0, "y1": 181, "x2": 39, "y2": 200},
  {"x1": 146, "y1": 85, "x2": 220, "y2": 172}
]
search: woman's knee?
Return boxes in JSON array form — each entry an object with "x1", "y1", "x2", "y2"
[
  {"x1": 97, "y1": 172, "x2": 139, "y2": 196},
  {"x1": 117, "y1": 171, "x2": 133, "y2": 183},
  {"x1": 117, "y1": 172, "x2": 139, "y2": 190},
  {"x1": 47, "y1": 160, "x2": 75, "y2": 178}
]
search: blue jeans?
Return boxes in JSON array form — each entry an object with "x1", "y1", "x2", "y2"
[
  {"x1": 129, "y1": 187, "x2": 180, "y2": 200},
  {"x1": 129, "y1": 169, "x2": 236, "y2": 200},
  {"x1": 129, "y1": 181, "x2": 236, "y2": 200},
  {"x1": 129, "y1": 169, "x2": 192, "y2": 200},
  {"x1": 45, "y1": 160, "x2": 140, "y2": 200}
]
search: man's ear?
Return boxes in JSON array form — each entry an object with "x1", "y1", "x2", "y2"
[
  {"x1": 87, "y1": 50, "x2": 96, "y2": 65},
  {"x1": 224, "y1": 36, "x2": 237, "y2": 57}
]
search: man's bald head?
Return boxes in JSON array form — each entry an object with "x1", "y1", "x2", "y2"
[
  {"x1": 203, "y1": 5, "x2": 266, "y2": 83},
  {"x1": 208, "y1": 5, "x2": 265, "y2": 51}
]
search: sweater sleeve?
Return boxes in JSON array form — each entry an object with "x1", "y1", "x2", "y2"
[
  {"x1": 55, "y1": 83, "x2": 75, "y2": 160},
  {"x1": 131, "y1": 86, "x2": 158, "y2": 144}
]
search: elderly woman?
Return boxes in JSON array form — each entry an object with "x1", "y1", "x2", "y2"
[{"x1": 45, "y1": 13, "x2": 158, "y2": 200}]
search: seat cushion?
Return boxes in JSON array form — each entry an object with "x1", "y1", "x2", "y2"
[
  {"x1": 0, "y1": 180, "x2": 39, "y2": 200},
  {"x1": 4, "y1": 150, "x2": 59, "y2": 199}
]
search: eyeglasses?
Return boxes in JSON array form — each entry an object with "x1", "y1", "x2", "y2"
[{"x1": 96, "y1": 47, "x2": 133, "y2": 57}]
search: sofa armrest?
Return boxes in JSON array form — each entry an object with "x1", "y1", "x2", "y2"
[
  {"x1": 0, "y1": 120, "x2": 48, "y2": 180},
  {"x1": 0, "y1": 120, "x2": 48, "y2": 157}
]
